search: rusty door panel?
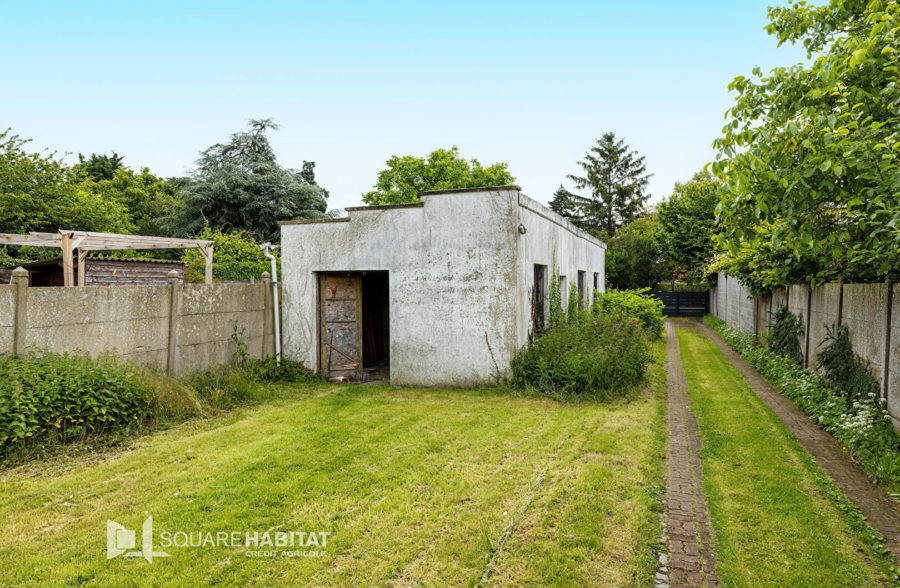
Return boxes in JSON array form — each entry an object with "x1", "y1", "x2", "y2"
[{"x1": 319, "y1": 274, "x2": 362, "y2": 380}]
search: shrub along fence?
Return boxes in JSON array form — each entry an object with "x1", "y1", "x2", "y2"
[
  {"x1": 710, "y1": 271, "x2": 900, "y2": 430},
  {"x1": 0, "y1": 268, "x2": 276, "y2": 374}
]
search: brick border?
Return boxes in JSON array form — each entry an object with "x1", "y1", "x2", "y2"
[
  {"x1": 665, "y1": 321, "x2": 719, "y2": 587},
  {"x1": 689, "y1": 319, "x2": 900, "y2": 560}
]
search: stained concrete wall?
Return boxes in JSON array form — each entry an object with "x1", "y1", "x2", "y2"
[
  {"x1": 807, "y1": 283, "x2": 841, "y2": 368},
  {"x1": 0, "y1": 285, "x2": 14, "y2": 354},
  {"x1": 280, "y1": 186, "x2": 606, "y2": 387},
  {"x1": 25, "y1": 285, "x2": 171, "y2": 369},
  {"x1": 514, "y1": 193, "x2": 605, "y2": 350},
  {"x1": 788, "y1": 285, "x2": 811, "y2": 366},
  {"x1": 842, "y1": 283, "x2": 889, "y2": 389},
  {"x1": 175, "y1": 284, "x2": 268, "y2": 374},
  {"x1": 715, "y1": 275, "x2": 900, "y2": 430},
  {"x1": 2, "y1": 280, "x2": 274, "y2": 374}
]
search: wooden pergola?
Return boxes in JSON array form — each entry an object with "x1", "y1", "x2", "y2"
[{"x1": 0, "y1": 230, "x2": 214, "y2": 286}]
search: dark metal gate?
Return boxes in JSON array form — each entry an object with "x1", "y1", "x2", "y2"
[{"x1": 650, "y1": 291, "x2": 709, "y2": 317}]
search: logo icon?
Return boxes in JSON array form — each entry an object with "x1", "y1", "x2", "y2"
[{"x1": 107, "y1": 516, "x2": 170, "y2": 562}]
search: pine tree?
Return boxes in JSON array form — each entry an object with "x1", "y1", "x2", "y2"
[{"x1": 557, "y1": 133, "x2": 651, "y2": 235}]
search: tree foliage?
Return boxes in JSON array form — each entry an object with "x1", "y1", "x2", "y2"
[
  {"x1": 0, "y1": 130, "x2": 132, "y2": 235},
  {"x1": 603, "y1": 215, "x2": 669, "y2": 290},
  {"x1": 656, "y1": 171, "x2": 721, "y2": 285},
  {"x1": 81, "y1": 167, "x2": 176, "y2": 236},
  {"x1": 551, "y1": 132, "x2": 651, "y2": 235},
  {"x1": 168, "y1": 119, "x2": 330, "y2": 242},
  {"x1": 362, "y1": 146, "x2": 515, "y2": 205},
  {"x1": 712, "y1": 0, "x2": 900, "y2": 292},
  {"x1": 76, "y1": 152, "x2": 125, "y2": 181},
  {"x1": 182, "y1": 226, "x2": 280, "y2": 283}
]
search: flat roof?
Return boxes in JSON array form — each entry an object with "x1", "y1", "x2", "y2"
[{"x1": 418, "y1": 185, "x2": 522, "y2": 196}]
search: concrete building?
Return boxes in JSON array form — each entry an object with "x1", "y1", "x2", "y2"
[{"x1": 279, "y1": 186, "x2": 606, "y2": 387}]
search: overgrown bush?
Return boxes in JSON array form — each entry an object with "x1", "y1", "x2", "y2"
[
  {"x1": 768, "y1": 305, "x2": 804, "y2": 364},
  {"x1": 0, "y1": 351, "x2": 149, "y2": 450},
  {"x1": 0, "y1": 332, "x2": 322, "y2": 461},
  {"x1": 511, "y1": 309, "x2": 653, "y2": 400},
  {"x1": 592, "y1": 288, "x2": 665, "y2": 338},
  {"x1": 817, "y1": 324, "x2": 880, "y2": 404},
  {"x1": 704, "y1": 316, "x2": 900, "y2": 491}
]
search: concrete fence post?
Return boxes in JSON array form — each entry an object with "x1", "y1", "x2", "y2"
[
  {"x1": 804, "y1": 284, "x2": 813, "y2": 368},
  {"x1": 882, "y1": 275, "x2": 898, "y2": 403},
  {"x1": 837, "y1": 277, "x2": 844, "y2": 328},
  {"x1": 166, "y1": 270, "x2": 181, "y2": 374},
  {"x1": 262, "y1": 271, "x2": 272, "y2": 357},
  {"x1": 11, "y1": 267, "x2": 28, "y2": 355}
]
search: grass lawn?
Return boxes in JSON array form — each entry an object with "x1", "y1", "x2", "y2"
[
  {"x1": 676, "y1": 327, "x2": 893, "y2": 586},
  {"x1": 0, "y1": 343, "x2": 666, "y2": 587}
]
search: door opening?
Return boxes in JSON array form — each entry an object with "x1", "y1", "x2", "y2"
[
  {"x1": 361, "y1": 272, "x2": 390, "y2": 381},
  {"x1": 318, "y1": 271, "x2": 389, "y2": 382}
]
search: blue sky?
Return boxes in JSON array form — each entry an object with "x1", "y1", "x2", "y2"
[{"x1": 3, "y1": 1, "x2": 810, "y2": 211}]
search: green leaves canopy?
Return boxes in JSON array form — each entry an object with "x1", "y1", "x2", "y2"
[
  {"x1": 168, "y1": 119, "x2": 330, "y2": 242},
  {"x1": 656, "y1": 171, "x2": 720, "y2": 285},
  {"x1": 362, "y1": 146, "x2": 515, "y2": 205},
  {"x1": 712, "y1": 0, "x2": 900, "y2": 292}
]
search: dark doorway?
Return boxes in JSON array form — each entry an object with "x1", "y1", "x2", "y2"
[{"x1": 361, "y1": 272, "x2": 390, "y2": 380}]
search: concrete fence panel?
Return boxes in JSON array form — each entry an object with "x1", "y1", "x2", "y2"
[
  {"x1": 808, "y1": 283, "x2": 841, "y2": 369},
  {"x1": 842, "y1": 283, "x2": 889, "y2": 391},
  {"x1": 24, "y1": 285, "x2": 171, "y2": 369},
  {"x1": 788, "y1": 285, "x2": 811, "y2": 366},
  {"x1": 3, "y1": 279, "x2": 276, "y2": 375}
]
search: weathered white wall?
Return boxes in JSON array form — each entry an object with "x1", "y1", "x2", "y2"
[
  {"x1": 514, "y1": 193, "x2": 605, "y2": 348},
  {"x1": 280, "y1": 187, "x2": 606, "y2": 387}
]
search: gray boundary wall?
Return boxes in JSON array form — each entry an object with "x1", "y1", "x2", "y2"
[
  {"x1": 713, "y1": 271, "x2": 900, "y2": 430},
  {"x1": 0, "y1": 274, "x2": 275, "y2": 374}
]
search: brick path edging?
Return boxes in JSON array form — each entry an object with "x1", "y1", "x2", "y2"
[{"x1": 663, "y1": 321, "x2": 719, "y2": 587}]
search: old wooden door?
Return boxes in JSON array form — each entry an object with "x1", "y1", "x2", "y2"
[{"x1": 319, "y1": 274, "x2": 362, "y2": 380}]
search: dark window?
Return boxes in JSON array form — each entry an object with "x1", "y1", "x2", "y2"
[
  {"x1": 593, "y1": 272, "x2": 599, "y2": 292},
  {"x1": 577, "y1": 271, "x2": 586, "y2": 309},
  {"x1": 533, "y1": 264, "x2": 547, "y2": 333}
]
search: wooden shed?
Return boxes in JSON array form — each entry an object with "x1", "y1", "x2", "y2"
[{"x1": 0, "y1": 256, "x2": 185, "y2": 287}]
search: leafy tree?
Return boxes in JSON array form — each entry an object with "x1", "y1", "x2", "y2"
[
  {"x1": 0, "y1": 130, "x2": 132, "y2": 235},
  {"x1": 656, "y1": 171, "x2": 721, "y2": 285},
  {"x1": 362, "y1": 146, "x2": 515, "y2": 205},
  {"x1": 168, "y1": 119, "x2": 330, "y2": 242},
  {"x1": 80, "y1": 167, "x2": 176, "y2": 236},
  {"x1": 712, "y1": 0, "x2": 900, "y2": 292},
  {"x1": 604, "y1": 215, "x2": 669, "y2": 290},
  {"x1": 552, "y1": 133, "x2": 651, "y2": 235},
  {"x1": 76, "y1": 152, "x2": 125, "y2": 181}
]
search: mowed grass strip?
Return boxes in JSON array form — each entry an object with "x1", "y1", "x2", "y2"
[
  {"x1": 0, "y1": 358, "x2": 665, "y2": 587},
  {"x1": 676, "y1": 327, "x2": 889, "y2": 586}
]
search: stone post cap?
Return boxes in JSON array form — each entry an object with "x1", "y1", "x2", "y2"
[
  {"x1": 11, "y1": 267, "x2": 28, "y2": 278},
  {"x1": 167, "y1": 269, "x2": 180, "y2": 283},
  {"x1": 262, "y1": 271, "x2": 271, "y2": 280}
]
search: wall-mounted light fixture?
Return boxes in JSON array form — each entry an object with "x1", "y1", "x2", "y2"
[{"x1": 518, "y1": 224, "x2": 527, "y2": 235}]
